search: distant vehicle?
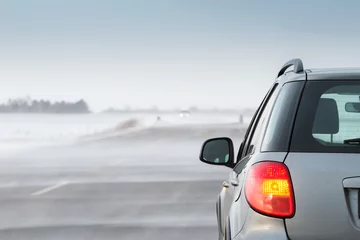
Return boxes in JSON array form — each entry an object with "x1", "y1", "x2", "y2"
[
  {"x1": 179, "y1": 110, "x2": 190, "y2": 118},
  {"x1": 198, "y1": 58, "x2": 360, "y2": 240}
]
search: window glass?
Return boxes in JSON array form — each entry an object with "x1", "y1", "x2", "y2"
[
  {"x1": 261, "y1": 81, "x2": 304, "y2": 152},
  {"x1": 233, "y1": 83, "x2": 278, "y2": 173},
  {"x1": 291, "y1": 81, "x2": 360, "y2": 153},
  {"x1": 237, "y1": 84, "x2": 278, "y2": 161},
  {"x1": 313, "y1": 90, "x2": 360, "y2": 144},
  {"x1": 245, "y1": 85, "x2": 279, "y2": 155}
]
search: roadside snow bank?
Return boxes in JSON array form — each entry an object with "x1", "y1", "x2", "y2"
[{"x1": 78, "y1": 118, "x2": 157, "y2": 142}]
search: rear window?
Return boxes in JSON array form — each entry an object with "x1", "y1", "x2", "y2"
[{"x1": 291, "y1": 80, "x2": 360, "y2": 153}]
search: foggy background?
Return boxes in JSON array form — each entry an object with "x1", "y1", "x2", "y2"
[
  {"x1": 0, "y1": 0, "x2": 359, "y2": 239},
  {"x1": 2, "y1": 0, "x2": 360, "y2": 111}
]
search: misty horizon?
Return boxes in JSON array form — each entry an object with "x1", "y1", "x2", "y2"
[{"x1": 0, "y1": 96, "x2": 256, "y2": 114}]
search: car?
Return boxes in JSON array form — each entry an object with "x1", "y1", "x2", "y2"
[
  {"x1": 179, "y1": 110, "x2": 190, "y2": 118},
  {"x1": 198, "y1": 58, "x2": 360, "y2": 240}
]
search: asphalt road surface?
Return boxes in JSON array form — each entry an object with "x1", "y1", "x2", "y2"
[{"x1": 0, "y1": 124, "x2": 244, "y2": 240}]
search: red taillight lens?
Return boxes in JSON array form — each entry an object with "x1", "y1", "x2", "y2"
[{"x1": 245, "y1": 161, "x2": 295, "y2": 218}]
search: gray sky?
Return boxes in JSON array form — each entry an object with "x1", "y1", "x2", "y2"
[{"x1": 1, "y1": 0, "x2": 360, "y2": 111}]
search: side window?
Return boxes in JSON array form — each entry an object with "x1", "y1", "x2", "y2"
[
  {"x1": 261, "y1": 81, "x2": 305, "y2": 152},
  {"x1": 245, "y1": 85, "x2": 280, "y2": 155},
  {"x1": 234, "y1": 83, "x2": 279, "y2": 173},
  {"x1": 236, "y1": 106, "x2": 261, "y2": 161}
]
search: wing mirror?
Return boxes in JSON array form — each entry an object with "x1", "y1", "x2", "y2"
[{"x1": 199, "y1": 137, "x2": 235, "y2": 168}]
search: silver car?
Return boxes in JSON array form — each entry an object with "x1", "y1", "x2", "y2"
[{"x1": 199, "y1": 58, "x2": 360, "y2": 240}]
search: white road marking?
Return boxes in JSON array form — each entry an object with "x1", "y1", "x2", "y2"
[{"x1": 31, "y1": 181, "x2": 68, "y2": 196}]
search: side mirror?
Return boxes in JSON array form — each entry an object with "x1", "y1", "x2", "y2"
[{"x1": 199, "y1": 137, "x2": 235, "y2": 168}]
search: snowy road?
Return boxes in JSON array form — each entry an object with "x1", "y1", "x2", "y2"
[{"x1": 0, "y1": 122, "x2": 245, "y2": 239}]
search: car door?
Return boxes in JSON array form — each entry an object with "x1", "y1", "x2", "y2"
[{"x1": 218, "y1": 83, "x2": 280, "y2": 238}]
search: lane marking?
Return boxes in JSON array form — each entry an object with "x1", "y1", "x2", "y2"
[{"x1": 31, "y1": 181, "x2": 68, "y2": 196}]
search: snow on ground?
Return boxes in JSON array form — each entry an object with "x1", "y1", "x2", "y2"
[
  {"x1": 0, "y1": 112, "x2": 251, "y2": 240},
  {"x1": 0, "y1": 112, "x2": 251, "y2": 154}
]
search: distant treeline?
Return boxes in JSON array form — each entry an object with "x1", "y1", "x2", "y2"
[{"x1": 0, "y1": 97, "x2": 90, "y2": 113}]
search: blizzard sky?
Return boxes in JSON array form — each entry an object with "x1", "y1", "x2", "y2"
[{"x1": 1, "y1": 0, "x2": 360, "y2": 112}]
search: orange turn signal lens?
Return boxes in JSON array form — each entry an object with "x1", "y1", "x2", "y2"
[{"x1": 262, "y1": 179, "x2": 290, "y2": 197}]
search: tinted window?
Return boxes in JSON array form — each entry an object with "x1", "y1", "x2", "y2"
[
  {"x1": 261, "y1": 81, "x2": 304, "y2": 152},
  {"x1": 245, "y1": 85, "x2": 280, "y2": 155},
  {"x1": 234, "y1": 83, "x2": 279, "y2": 173},
  {"x1": 291, "y1": 80, "x2": 360, "y2": 153},
  {"x1": 237, "y1": 84, "x2": 278, "y2": 161}
]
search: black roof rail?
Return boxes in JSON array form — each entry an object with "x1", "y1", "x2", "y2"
[{"x1": 277, "y1": 58, "x2": 304, "y2": 78}]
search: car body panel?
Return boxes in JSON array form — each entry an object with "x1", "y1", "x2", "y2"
[
  {"x1": 216, "y1": 171, "x2": 235, "y2": 240},
  {"x1": 227, "y1": 152, "x2": 288, "y2": 237},
  {"x1": 284, "y1": 152, "x2": 360, "y2": 240},
  {"x1": 232, "y1": 208, "x2": 288, "y2": 240}
]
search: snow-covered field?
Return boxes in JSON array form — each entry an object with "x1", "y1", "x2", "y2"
[
  {"x1": 0, "y1": 112, "x2": 251, "y2": 240},
  {"x1": 0, "y1": 112, "x2": 251, "y2": 154}
]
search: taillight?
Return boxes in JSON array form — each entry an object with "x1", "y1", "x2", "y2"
[{"x1": 245, "y1": 161, "x2": 295, "y2": 218}]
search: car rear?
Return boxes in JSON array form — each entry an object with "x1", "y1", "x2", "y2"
[
  {"x1": 233, "y1": 70, "x2": 360, "y2": 240},
  {"x1": 284, "y1": 73, "x2": 360, "y2": 239}
]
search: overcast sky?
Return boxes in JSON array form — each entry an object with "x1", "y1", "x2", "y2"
[{"x1": 1, "y1": 0, "x2": 360, "y2": 111}]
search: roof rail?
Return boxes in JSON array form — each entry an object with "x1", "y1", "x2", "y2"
[{"x1": 277, "y1": 58, "x2": 304, "y2": 78}]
